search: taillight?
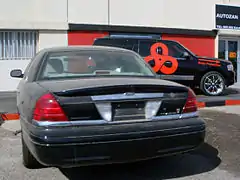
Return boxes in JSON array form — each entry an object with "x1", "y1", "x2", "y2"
[
  {"x1": 182, "y1": 88, "x2": 197, "y2": 113},
  {"x1": 33, "y1": 93, "x2": 68, "y2": 122}
]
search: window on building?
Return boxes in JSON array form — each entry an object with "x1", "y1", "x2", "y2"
[
  {"x1": 218, "y1": 40, "x2": 226, "y2": 59},
  {"x1": 0, "y1": 31, "x2": 37, "y2": 60}
]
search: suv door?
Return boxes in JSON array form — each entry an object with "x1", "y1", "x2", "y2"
[
  {"x1": 139, "y1": 39, "x2": 198, "y2": 85},
  {"x1": 138, "y1": 39, "x2": 158, "y2": 68},
  {"x1": 159, "y1": 40, "x2": 198, "y2": 85}
]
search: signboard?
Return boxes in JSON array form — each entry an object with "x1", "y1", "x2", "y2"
[
  {"x1": 216, "y1": 4, "x2": 240, "y2": 30},
  {"x1": 229, "y1": 52, "x2": 237, "y2": 59}
]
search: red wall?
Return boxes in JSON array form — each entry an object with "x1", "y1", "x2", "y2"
[
  {"x1": 68, "y1": 31, "x2": 109, "y2": 45},
  {"x1": 68, "y1": 31, "x2": 215, "y2": 58},
  {"x1": 162, "y1": 34, "x2": 215, "y2": 58}
]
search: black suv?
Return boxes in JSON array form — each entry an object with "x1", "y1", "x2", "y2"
[{"x1": 93, "y1": 36, "x2": 236, "y2": 96}]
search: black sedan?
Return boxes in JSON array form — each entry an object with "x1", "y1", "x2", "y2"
[{"x1": 10, "y1": 46, "x2": 206, "y2": 169}]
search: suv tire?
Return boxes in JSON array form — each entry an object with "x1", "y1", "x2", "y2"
[{"x1": 200, "y1": 71, "x2": 226, "y2": 96}]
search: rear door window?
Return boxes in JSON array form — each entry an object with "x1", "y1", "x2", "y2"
[
  {"x1": 94, "y1": 39, "x2": 138, "y2": 52},
  {"x1": 94, "y1": 39, "x2": 122, "y2": 47},
  {"x1": 138, "y1": 40, "x2": 158, "y2": 57},
  {"x1": 159, "y1": 41, "x2": 187, "y2": 58}
]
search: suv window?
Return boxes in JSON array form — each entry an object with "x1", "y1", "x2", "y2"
[
  {"x1": 93, "y1": 39, "x2": 138, "y2": 52},
  {"x1": 138, "y1": 40, "x2": 157, "y2": 57},
  {"x1": 160, "y1": 41, "x2": 187, "y2": 58}
]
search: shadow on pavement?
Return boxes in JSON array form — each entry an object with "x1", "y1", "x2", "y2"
[{"x1": 60, "y1": 143, "x2": 221, "y2": 180}]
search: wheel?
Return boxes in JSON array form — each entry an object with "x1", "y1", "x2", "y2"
[
  {"x1": 200, "y1": 71, "x2": 226, "y2": 96},
  {"x1": 21, "y1": 133, "x2": 41, "y2": 169}
]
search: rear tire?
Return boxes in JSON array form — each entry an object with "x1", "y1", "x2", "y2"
[
  {"x1": 200, "y1": 71, "x2": 226, "y2": 96},
  {"x1": 22, "y1": 133, "x2": 41, "y2": 169}
]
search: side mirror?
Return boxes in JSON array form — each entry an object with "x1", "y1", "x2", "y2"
[
  {"x1": 10, "y1": 69, "x2": 23, "y2": 78},
  {"x1": 182, "y1": 52, "x2": 190, "y2": 59}
]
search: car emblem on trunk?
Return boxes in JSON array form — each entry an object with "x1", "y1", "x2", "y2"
[
  {"x1": 176, "y1": 108, "x2": 180, "y2": 113},
  {"x1": 124, "y1": 92, "x2": 135, "y2": 96}
]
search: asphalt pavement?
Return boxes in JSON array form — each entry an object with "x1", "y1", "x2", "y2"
[
  {"x1": 0, "y1": 106, "x2": 240, "y2": 180},
  {"x1": 0, "y1": 91, "x2": 17, "y2": 113}
]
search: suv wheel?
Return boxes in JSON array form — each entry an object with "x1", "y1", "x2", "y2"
[
  {"x1": 22, "y1": 133, "x2": 41, "y2": 169},
  {"x1": 200, "y1": 71, "x2": 226, "y2": 96}
]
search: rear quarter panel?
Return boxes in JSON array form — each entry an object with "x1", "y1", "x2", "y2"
[
  {"x1": 17, "y1": 50, "x2": 49, "y2": 125},
  {"x1": 18, "y1": 81, "x2": 48, "y2": 124}
]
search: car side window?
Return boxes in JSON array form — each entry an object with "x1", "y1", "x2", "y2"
[
  {"x1": 121, "y1": 39, "x2": 138, "y2": 52},
  {"x1": 94, "y1": 39, "x2": 139, "y2": 53},
  {"x1": 22, "y1": 58, "x2": 36, "y2": 80},
  {"x1": 138, "y1": 40, "x2": 157, "y2": 57},
  {"x1": 105, "y1": 39, "x2": 124, "y2": 48},
  {"x1": 23, "y1": 63, "x2": 31, "y2": 80},
  {"x1": 161, "y1": 41, "x2": 187, "y2": 58}
]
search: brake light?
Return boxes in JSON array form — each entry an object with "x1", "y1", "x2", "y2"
[
  {"x1": 182, "y1": 88, "x2": 197, "y2": 113},
  {"x1": 33, "y1": 93, "x2": 68, "y2": 122}
]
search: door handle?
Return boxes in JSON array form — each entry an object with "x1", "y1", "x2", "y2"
[{"x1": 164, "y1": 61, "x2": 172, "y2": 68}]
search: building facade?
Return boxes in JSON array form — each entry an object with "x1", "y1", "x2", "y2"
[{"x1": 0, "y1": 0, "x2": 240, "y2": 91}]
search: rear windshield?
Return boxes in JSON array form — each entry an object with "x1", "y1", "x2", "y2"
[{"x1": 38, "y1": 49, "x2": 155, "y2": 80}]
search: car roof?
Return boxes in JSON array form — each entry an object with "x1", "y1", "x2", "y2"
[{"x1": 39, "y1": 45, "x2": 136, "y2": 54}]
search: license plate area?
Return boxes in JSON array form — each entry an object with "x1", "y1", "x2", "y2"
[{"x1": 112, "y1": 101, "x2": 145, "y2": 121}]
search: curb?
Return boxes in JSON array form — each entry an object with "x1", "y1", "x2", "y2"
[
  {"x1": 197, "y1": 99, "x2": 240, "y2": 108},
  {"x1": 1, "y1": 99, "x2": 240, "y2": 121},
  {"x1": 0, "y1": 113, "x2": 19, "y2": 121}
]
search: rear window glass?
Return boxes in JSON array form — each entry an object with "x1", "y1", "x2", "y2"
[{"x1": 38, "y1": 49, "x2": 155, "y2": 80}]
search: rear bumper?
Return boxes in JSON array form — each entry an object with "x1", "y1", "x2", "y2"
[{"x1": 22, "y1": 117, "x2": 205, "y2": 168}]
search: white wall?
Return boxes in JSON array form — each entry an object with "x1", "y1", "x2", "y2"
[
  {"x1": 68, "y1": 0, "x2": 108, "y2": 25},
  {"x1": 228, "y1": 0, "x2": 240, "y2": 5},
  {"x1": 109, "y1": 0, "x2": 165, "y2": 28},
  {"x1": 0, "y1": 60, "x2": 31, "y2": 92},
  {"x1": 105, "y1": 0, "x2": 239, "y2": 31},
  {"x1": 0, "y1": 0, "x2": 237, "y2": 31},
  {"x1": 0, "y1": 0, "x2": 68, "y2": 30},
  {"x1": 162, "y1": 0, "x2": 218, "y2": 30},
  {"x1": 0, "y1": 31, "x2": 68, "y2": 92},
  {"x1": 109, "y1": 0, "x2": 224, "y2": 30},
  {"x1": 38, "y1": 30, "x2": 68, "y2": 50}
]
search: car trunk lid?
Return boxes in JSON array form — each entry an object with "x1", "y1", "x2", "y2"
[{"x1": 37, "y1": 77, "x2": 190, "y2": 122}]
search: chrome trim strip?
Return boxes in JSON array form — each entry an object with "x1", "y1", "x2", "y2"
[
  {"x1": 180, "y1": 112, "x2": 199, "y2": 119},
  {"x1": 158, "y1": 75, "x2": 195, "y2": 81},
  {"x1": 33, "y1": 112, "x2": 199, "y2": 127},
  {"x1": 152, "y1": 112, "x2": 198, "y2": 121},
  {"x1": 91, "y1": 93, "x2": 164, "y2": 101},
  {"x1": 32, "y1": 120, "x2": 108, "y2": 127}
]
